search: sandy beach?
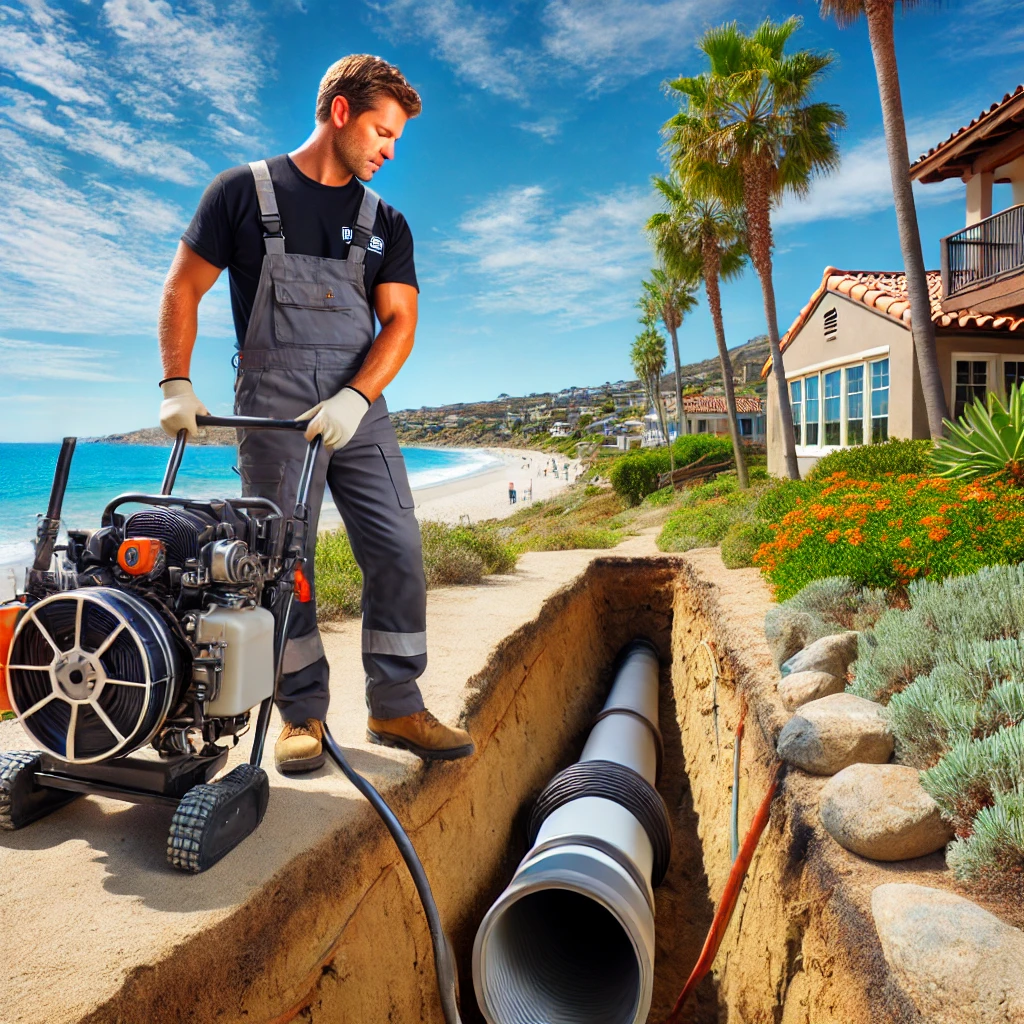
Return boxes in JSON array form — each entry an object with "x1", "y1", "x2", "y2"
[{"x1": 0, "y1": 447, "x2": 579, "y2": 599}]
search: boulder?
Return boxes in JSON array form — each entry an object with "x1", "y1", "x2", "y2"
[
  {"x1": 872, "y1": 883, "x2": 1024, "y2": 1023},
  {"x1": 765, "y1": 607, "x2": 817, "y2": 669},
  {"x1": 820, "y1": 764, "x2": 953, "y2": 861},
  {"x1": 778, "y1": 670, "x2": 846, "y2": 711},
  {"x1": 781, "y1": 630, "x2": 860, "y2": 680},
  {"x1": 776, "y1": 693, "x2": 893, "y2": 775}
]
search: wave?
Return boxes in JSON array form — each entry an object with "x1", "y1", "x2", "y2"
[
  {"x1": 0, "y1": 540, "x2": 35, "y2": 567},
  {"x1": 406, "y1": 449, "x2": 503, "y2": 490}
]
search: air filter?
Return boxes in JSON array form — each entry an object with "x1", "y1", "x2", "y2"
[
  {"x1": 6, "y1": 588, "x2": 181, "y2": 763},
  {"x1": 123, "y1": 507, "x2": 214, "y2": 568}
]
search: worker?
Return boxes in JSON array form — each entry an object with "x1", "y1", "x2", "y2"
[{"x1": 156, "y1": 55, "x2": 474, "y2": 773}]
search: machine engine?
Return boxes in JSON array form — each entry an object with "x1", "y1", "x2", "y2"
[{"x1": 7, "y1": 503, "x2": 282, "y2": 765}]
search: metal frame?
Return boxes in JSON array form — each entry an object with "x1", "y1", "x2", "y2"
[{"x1": 24, "y1": 414, "x2": 322, "y2": 806}]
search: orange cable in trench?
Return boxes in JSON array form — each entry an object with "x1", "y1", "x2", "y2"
[{"x1": 661, "y1": 757, "x2": 783, "y2": 1024}]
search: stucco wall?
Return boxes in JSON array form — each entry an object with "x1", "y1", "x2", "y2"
[{"x1": 766, "y1": 295, "x2": 920, "y2": 477}]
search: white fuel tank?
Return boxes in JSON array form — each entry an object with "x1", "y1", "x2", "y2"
[{"x1": 198, "y1": 605, "x2": 276, "y2": 717}]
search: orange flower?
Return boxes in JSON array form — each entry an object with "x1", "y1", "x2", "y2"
[
  {"x1": 846, "y1": 528, "x2": 865, "y2": 546},
  {"x1": 825, "y1": 529, "x2": 840, "y2": 543},
  {"x1": 874, "y1": 498, "x2": 892, "y2": 511},
  {"x1": 928, "y1": 527, "x2": 950, "y2": 542},
  {"x1": 898, "y1": 537, "x2": 913, "y2": 549}
]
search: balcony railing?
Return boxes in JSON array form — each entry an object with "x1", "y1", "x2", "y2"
[{"x1": 942, "y1": 204, "x2": 1024, "y2": 299}]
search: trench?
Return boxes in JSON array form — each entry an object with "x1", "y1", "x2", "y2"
[{"x1": 92, "y1": 556, "x2": 892, "y2": 1024}]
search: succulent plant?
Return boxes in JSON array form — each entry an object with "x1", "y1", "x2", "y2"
[{"x1": 933, "y1": 384, "x2": 1024, "y2": 484}]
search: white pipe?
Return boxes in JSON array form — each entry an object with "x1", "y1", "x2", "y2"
[{"x1": 472, "y1": 640, "x2": 663, "y2": 1024}]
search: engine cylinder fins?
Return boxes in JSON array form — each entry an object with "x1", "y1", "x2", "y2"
[
  {"x1": 6, "y1": 588, "x2": 181, "y2": 764},
  {"x1": 123, "y1": 507, "x2": 215, "y2": 568}
]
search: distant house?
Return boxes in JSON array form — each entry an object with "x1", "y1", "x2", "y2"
[
  {"x1": 683, "y1": 394, "x2": 765, "y2": 443},
  {"x1": 764, "y1": 85, "x2": 1024, "y2": 477},
  {"x1": 549, "y1": 421, "x2": 572, "y2": 437}
]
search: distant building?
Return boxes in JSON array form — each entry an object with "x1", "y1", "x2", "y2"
[
  {"x1": 549, "y1": 421, "x2": 572, "y2": 437},
  {"x1": 683, "y1": 395, "x2": 766, "y2": 443}
]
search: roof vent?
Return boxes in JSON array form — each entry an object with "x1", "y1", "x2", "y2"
[{"x1": 823, "y1": 306, "x2": 838, "y2": 342}]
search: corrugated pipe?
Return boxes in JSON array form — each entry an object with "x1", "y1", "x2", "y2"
[{"x1": 472, "y1": 639, "x2": 671, "y2": 1024}]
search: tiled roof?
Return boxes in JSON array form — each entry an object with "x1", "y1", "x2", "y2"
[
  {"x1": 683, "y1": 394, "x2": 763, "y2": 414},
  {"x1": 762, "y1": 267, "x2": 1024, "y2": 378},
  {"x1": 910, "y1": 85, "x2": 1024, "y2": 182}
]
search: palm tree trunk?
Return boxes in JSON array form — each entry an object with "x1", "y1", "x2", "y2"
[
  {"x1": 703, "y1": 239, "x2": 749, "y2": 489},
  {"x1": 744, "y1": 171, "x2": 800, "y2": 480},
  {"x1": 668, "y1": 322, "x2": 684, "y2": 437},
  {"x1": 864, "y1": 0, "x2": 948, "y2": 437}
]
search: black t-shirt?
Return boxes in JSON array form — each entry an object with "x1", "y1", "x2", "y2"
[{"x1": 182, "y1": 154, "x2": 418, "y2": 348}]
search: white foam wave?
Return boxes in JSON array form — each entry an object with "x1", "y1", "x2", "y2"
[
  {"x1": 406, "y1": 450, "x2": 503, "y2": 490},
  {"x1": 0, "y1": 539, "x2": 35, "y2": 567}
]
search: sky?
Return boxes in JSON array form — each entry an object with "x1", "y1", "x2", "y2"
[{"x1": 1, "y1": 0, "x2": 1023, "y2": 442}]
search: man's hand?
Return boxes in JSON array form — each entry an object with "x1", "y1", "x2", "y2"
[
  {"x1": 297, "y1": 387, "x2": 370, "y2": 449},
  {"x1": 160, "y1": 379, "x2": 209, "y2": 439}
]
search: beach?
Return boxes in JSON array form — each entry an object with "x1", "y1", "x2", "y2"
[{"x1": 0, "y1": 447, "x2": 579, "y2": 599}]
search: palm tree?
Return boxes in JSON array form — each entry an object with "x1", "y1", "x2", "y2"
[
  {"x1": 665, "y1": 16, "x2": 846, "y2": 480},
  {"x1": 631, "y1": 317, "x2": 674, "y2": 472},
  {"x1": 817, "y1": 0, "x2": 948, "y2": 437},
  {"x1": 641, "y1": 268, "x2": 698, "y2": 439},
  {"x1": 648, "y1": 174, "x2": 751, "y2": 488}
]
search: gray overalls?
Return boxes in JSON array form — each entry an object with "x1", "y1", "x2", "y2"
[{"x1": 234, "y1": 159, "x2": 427, "y2": 722}]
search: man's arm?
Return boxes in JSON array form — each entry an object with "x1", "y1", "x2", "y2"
[
  {"x1": 158, "y1": 241, "x2": 223, "y2": 377},
  {"x1": 348, "y1": 282, "x2": 418, "y2": 402}
]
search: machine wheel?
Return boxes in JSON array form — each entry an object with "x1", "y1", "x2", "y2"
[
  {"x1": 0, "y1": 750, "x2": 78, "y2": 830},
  {"x1": 167, "y1": 763, "x2": 270, "y2": 873}
]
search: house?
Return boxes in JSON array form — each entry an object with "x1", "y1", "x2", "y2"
[
  {"x1": 683, "y1": 394, "x2": 765, "y2": 443},
  {"x1": 764, "y1": 85, "x2": 1024, "y2": 477},
  {"x1": 549, "y1": 421, "x2": 572, "y2": 438}
]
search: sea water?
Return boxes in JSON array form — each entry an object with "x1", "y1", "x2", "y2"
[{"x1": 0, "y1": 442, "x2": 500, "y2": 567}]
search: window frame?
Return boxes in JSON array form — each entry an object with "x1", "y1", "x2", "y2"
[{"x1": 948, "y1": 352, "x2": 1024, "y2": 422}]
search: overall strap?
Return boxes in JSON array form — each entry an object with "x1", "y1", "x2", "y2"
[
  {"x1": 347, "y1": 185, "x2": 380, "y2": 265},
  {"x1": 249, "y1": 160, "x2": 285, "y2": 256}
]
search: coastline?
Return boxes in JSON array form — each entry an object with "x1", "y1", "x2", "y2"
[{"x1": 0, "y1": 446, "x2": 579, "y2": 600}]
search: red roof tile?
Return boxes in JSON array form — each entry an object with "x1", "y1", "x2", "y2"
[{"x1": 683, "y1": 395, "x2": 763, "y2": 414}]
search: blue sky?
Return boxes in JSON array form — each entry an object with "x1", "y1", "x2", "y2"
[{"x1": 1, "y1": 0, "x2": 1022, "y2": 442}]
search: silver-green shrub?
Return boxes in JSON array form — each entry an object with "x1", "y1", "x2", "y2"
[{"x1": 947, "y1": 788, "x2": 1024, "y2": 880}]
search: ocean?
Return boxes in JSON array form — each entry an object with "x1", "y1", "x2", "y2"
[{"x1": 0, "y1": 442, "x2": 500, "y2": 568}]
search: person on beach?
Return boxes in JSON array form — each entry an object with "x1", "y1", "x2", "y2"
[{"x1": 156, "y1": 55, "x2": 473, "y2": 772}]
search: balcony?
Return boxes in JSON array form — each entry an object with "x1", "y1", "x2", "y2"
[{"x1": 941, "y1": 204, "x2": 1024, "y2": 314}]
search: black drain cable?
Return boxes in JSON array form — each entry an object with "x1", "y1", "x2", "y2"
[{"x1": 321, "y1": 724, "x2": 464, "y2": 1024}]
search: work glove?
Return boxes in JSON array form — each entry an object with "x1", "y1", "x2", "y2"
[
  {"x1": 297, "y1": 386, "x2": 370, "y2": 450},
  {"x1": 159, "y1": 379, "x2": 209, "y2": 439}
]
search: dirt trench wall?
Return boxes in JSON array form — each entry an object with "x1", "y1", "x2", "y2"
[
  {"x1": 82, "y1": 558, "x2": 680, "y2": 1024},
  {"x1": 663, "y1": 555, "x2": 919, "y2": 1024}
]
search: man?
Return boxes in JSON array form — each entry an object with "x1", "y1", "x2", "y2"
[{"x1": 157, "y1": 55, "x2": 474, "y2": 772}]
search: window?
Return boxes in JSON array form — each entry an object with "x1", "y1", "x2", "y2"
[
  {"x1": 790, "y1": 379, "x2": 802, "y2": 446},
  {"x1": 846, "y1": 365, "x2": 864, "y2": 446},
  {"x1": 697, "y1": 419, "x2": 708, "y2": 433},
  {"x1": 804, "y1": 375, "x2": 820, "y2": 446},
  {"x1": 871, "y1": 358, "x2": 889, "y2": 443},
  {"x1": 1006, "y1": 361, "x2": 1024, "y2": 396},
  {"x1": 823, "y1": 307, "x2": 838, "y2": 342},
  {"x1": 954, "y1": 359, "x2": 988, "y2": 420},
  {"x1": 739, "y1": 418, "x2": 753, "y2": 437},
  {"x1": 824, "y1": 370, "x2": 841, "y2": 445}
]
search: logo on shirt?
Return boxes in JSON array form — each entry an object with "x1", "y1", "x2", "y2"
[
  {"x1": 368, "y1": 235, "x2": 384, "y2": 255},
  {"x1": 341, "y1": 227, "x2": 353, "y2": 242}
]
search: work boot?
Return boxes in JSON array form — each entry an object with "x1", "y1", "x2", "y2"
[
  {"x1": 367, "y1": 710, "x2": 475, "y2": 761},
  {"x1": 275, "y1": 718, "x2": 326, "y2": 774}
]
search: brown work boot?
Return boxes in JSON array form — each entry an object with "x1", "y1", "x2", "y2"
[
  {"x1": 367, "y1": 709, "x2": 475, "y2": 761},
  {"x1": 275, "y1": 718, "x2": 326, "y2": 774}
]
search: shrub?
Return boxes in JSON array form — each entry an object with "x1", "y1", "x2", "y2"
[
  {"x1": 807, "y1": 438, "x2": 934, "y2": 482},
  {"x1": 610, "y1": 451, "x2": 664, "y2": 506},
  {"x1": 641, "y1": 485, "x2": 677, "y2": 508},
  {"x1": 947, "y1": 788, "x2": 1024, "y2": 882},
  {"x1": 933, "y1": 383, "x2": 1024, "y2": 485},
  {"x1": 671, "y1": 433, "x2": 734, "y2": 467},
  {"x1": 526, "y1": 525, "x2": 621, "y2": 550},
  {"x1": 315, "y1": 528, "x2": 364, "y2": 619},
  {"x1": 782, "y1": 576, "x2": 889, "y2": 633},
  {"x1": 753, "y1": 473, "x2": 1024, "y2": 601},
  {"x1": 444, "y1": 525, "x2": 518, "y2": 575},
  {"x1": 754, "y1": 477, "x2": 817, "y2": 523},
  {"x1": 720, "y1": 519, "x2": 773, "y2": 568},
  {"x1": 657, "y1": 492, "x2": 749, "y2": 552}
]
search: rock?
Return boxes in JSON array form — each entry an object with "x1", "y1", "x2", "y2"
[
  {"x1": 872, "y1": 883, "x2": 1024, "y2": 1023},
  {"x1": 820, "y1": 764, "x2": 953, "y2": 861},
  {"x1": 765, "y1": 607, "x2": 817, "y2": 669},
  {"x1": 776, "y1": 693, "x2": 893, "y2": 775},
  {"x1": 781, "y1": 630, "x2": 860, "y2": 679},
  {"x1": 777, "y1": 670, "x2": 846, "y2": 711}
]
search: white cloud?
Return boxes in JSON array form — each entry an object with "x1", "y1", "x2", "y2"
[
  {"x1": 443, "y1": 184, "x2": 657, "y2": 326},
  {"x1": 371, "y1": 0, "x2": 533, "y2": 100},
  {"x1": 0, "y1": 338, "x2": 124, "y2": 381},
  {"x1": 516, "y1": 117, "x2": 562, "y2": 141}
]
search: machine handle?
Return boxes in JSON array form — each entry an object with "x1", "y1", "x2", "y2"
[{"x1": 33, "y1": 437, "x2": 76, "y2": 571}]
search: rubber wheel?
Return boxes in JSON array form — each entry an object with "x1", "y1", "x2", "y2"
[
  {"x1": 0, "y1": 750, "x2": 79, "y2": 830},
  {"x1": 167, "y1": 764, "x2": 270, "y2": 873}
]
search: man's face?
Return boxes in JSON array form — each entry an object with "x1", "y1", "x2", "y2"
[{"x1": 332, "y1": 96, "x2": 408, "y2": 182}]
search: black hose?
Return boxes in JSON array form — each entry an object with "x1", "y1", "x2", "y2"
[
  {"x1": 33, "y1": 437, "x2": 76, "y2": 571},
  {"x1": 320, "y1": 724, "x2": 463, "y2": 1024}
]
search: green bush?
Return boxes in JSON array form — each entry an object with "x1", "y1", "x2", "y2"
[
  {"x1": 526, "y1": 525, "x2": 621, "y2": 550},
  {"x1": 610, "y1": 435, "x2": 736, "y2": 505},
  {"x1": 641, "y1": 485, "x2": 677, "y2": 508},
  {"x1": 721, "y1": 519, "x2": 773, "y2": 568},
  {"x1": 671, "y1": 433, "x2": 734, "y2": 467},
  {"x1": 444, "y1": 525, "x2": 518, "y2": 575},
  {"x1": 657, "y1": 493, "x2": 747, "y2": 552},
  {"x1": 807, "y1": 438, "x2": 934, "y2": 482},
  {"x1": 754, "y1": 477, "x2": 817, "y2": 523},
  {"x1": 315, "y1": 529, "x2": 364, "y2": 619}
]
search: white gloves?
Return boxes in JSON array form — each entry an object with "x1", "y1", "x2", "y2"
[
  {"x1": 297, "y1": 386, "x2": 370, "y2": 450},
  {"x1": 160, "y1": 379, "x2": 209, "y2": 439}
]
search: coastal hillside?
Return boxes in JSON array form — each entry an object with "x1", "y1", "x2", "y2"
[{"x1": 84, "y1": 335, "x2": 769, "y2": 447}]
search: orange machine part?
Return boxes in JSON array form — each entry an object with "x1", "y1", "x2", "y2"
[
  {"x1": 293, "y1": 565, "x2": 312, "y2": 603},
  {"x1": 117, "y1": 537, "x2": 165, "y2": 576},
  {"x1": 0, "y1": 604, "x2": 24, "y2": 715}
]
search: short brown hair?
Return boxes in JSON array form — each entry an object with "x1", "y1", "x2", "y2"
[{"x1": 315, "y1": 55, "x2": 422, "y2": 123}]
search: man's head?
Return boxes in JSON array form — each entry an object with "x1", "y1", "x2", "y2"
[{"x1": 316, "y1": 55, "x2": 421, "y2": 182}]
